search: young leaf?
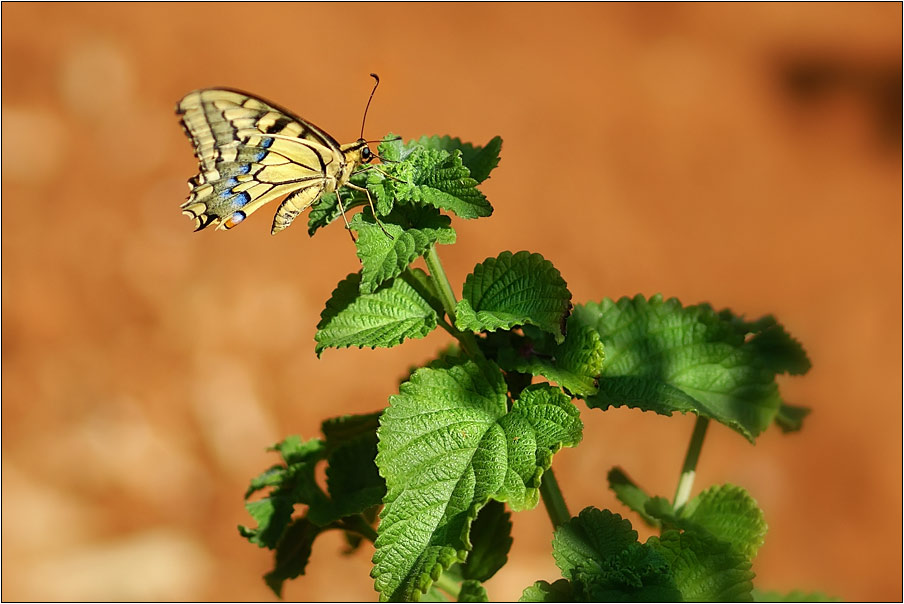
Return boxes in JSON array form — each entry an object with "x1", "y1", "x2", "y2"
[
  {"x1": 239, "y1": 437, "x2": 327, "y2": 548},
  {"x1": 647, "y1": 529, "x2": 755, "y2": 602},
  {"x1": 351, "y1": 205, "x2": 456, "y2": 295},
  {"x1": 458, "y1": 580, "x2": 489, "y2": 603},
  {"x1": 456, "y1": 251, "x2": 572, "y2": 343},
  {"x1": 263, "y1": 518, "x2": 322, "y2": 597},
  {"x1": 493, "y1": 315, "x2": 604, "y2": 398},
  {"x1": 753, "y1": 589, "x2": 841, "y2": 602},
  {"x1": 576, "y1": 295, "x2": 783, "y2": 442},
  {"x1": 408, "y1": 135, "x2": 503, "y2": 183},
  {"x1": 519, "y1": 579, "x2": 574, "y2": 602},
  {"x1": 461, "y1": 500, "x2": 513, "y2": 582},
  {"x1": 552, "y1": 508, "x2": 680, "y2": 602},
  {"x1": 679, "y1": 484, "x2": 767, "y2": 560},
  {"x1": 774, "y1": 402, "x2": 811, "y2": 433},
  {"x1": 553, "y1": 508, "x2": 641, "y2": 578},
  {"x1": 315, "y1": 271, "x2": 439, "y2": 355},
  {"x1": 498, "y1": 384, "x2": 584, "y2": 510},
  {"x1": 606, "y1": 467, "x2": 660, "y2": 528},
  {"x1": 372, "y1": 361, "x2": 582, "y2": 601},
  {"x1": 388, "y1": 146, "x2": 493, "y2": 219}
]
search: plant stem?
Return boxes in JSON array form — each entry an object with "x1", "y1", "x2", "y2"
[
  {"x1": 336, "y1": 515, "x2": 379, "y2": 543},
  {"x1": 673, "y1": 415, "x2": 710, "y2": 511},
  {"x1": 423, "y1": 246, "x2": 481, "y2": 358},
  {"x1": 539, "y1": 467, "x2": 571, "y2": 527},
  {"x1": 433, "y1": 572, "x2": 460, "y2": 599}
]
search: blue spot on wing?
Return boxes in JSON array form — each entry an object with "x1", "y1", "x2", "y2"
[
  {"x1": 238, "y1": 165, "x2": 251, "y2": 175},
  {"x1": 233, "y1": 192, "x2": 252, "y2": 207},
  {"x1": 254, "y1": 137, "x2": 274, "y2": 161}
]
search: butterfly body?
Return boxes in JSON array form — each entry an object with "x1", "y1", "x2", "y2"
[{"x1": 176, "y1": 88, "x2": 375, "y2": 234}]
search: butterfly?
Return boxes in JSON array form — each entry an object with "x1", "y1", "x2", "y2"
[{"x1": 176, "y1": 74, "x2": 385, "y2": 236}]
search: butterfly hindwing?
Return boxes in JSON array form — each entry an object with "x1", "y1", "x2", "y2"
[{"x1": 176, "y1": 89, "x2": 346, "y2": 233}]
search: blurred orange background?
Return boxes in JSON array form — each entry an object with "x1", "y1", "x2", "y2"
[{"x1": 2, "y1": 3, "x2": 901, "y2": 601}]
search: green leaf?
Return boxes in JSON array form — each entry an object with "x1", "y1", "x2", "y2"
[
  {"x1": 774, "y1": 403, "x2": 811, "y2": 433},
  {"x1": 719, "y1": 312, "x2": 811, "y2": 376},
  {"x1": 647, "y1": 529, "x2": 755, "y2": 602},
  {"x1": 462, "y1": 500, "x2": 512, "y2": 582},
  {"x1": 553, "y1": 508, "x2": 642, "y2": 579},
  {"x1": 577, "y1": 295, "x2": 783, "y2": 442},
  {"x1": 493, "y1": 314, "x2": 604, "y2": 397},
  {"x1": 458, "y1": 580, "x2": 489, "y2": 603},
  {"x1": 680, "y1": 484, "x2": 767, "y2": 560},
  {"x1": 239, "y1": 437, "x2": 327, "y2": 548},
  {"x1": 372, "y1": 361, "x2": 582, "y2": 601},
  {"x1": 263, "y1": 517, "x2": 322, "y2": 597},
  {"x1": 314, "y1": 429, "x2": 385, "y2": 525},
  {"x1": 606, "y1": 467, "x2": 659, "y2": 528},
  {"x1": 456, "y1": 251, "x2": 572, "y2": 343},
  {"x1": 352, "y1": 205, "x2": 456, "y2": 295},
  {"x1": 643, "y1": 497, "x2": 677, "y2": 526},
  {"x1": 306, "y1": 172, "x2": 372, "y2": 236},
  {"x1": 408, "y1": 135, "x2": 503, "y2": 183},
  {"x1": 387, "y1": 146, "x2": 493, "y2": 219},
  {"x1": 552, "y1": 508, "x2": 681, "y2": 602},
  {"x1": 519, "y1": 579, "x2": 574, "y2": 602},
  {"x1": 321, "y1": 413, "x2": 382, "y2": 449},
  {"x1": 315, "y1": 271, "x2": 438, "y2": 355},
  {"x1": 753, "y1": 589, "x2": 841, "y2": 602}
]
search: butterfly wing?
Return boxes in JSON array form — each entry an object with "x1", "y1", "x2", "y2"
[{"x1": 176, "y1": 88, "x2": 344, "y2": 233}]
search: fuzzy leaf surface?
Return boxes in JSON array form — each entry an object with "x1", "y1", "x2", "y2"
[
  {"x1": 576, "y1": 295, "x2": 783, "y2": 442},
  {"x1": 680, "y1": 484, "x2": 767, "y2": 560},
  {"x1": 719, "y1": 312, "x2": 812, "y2": 376},
  {"x1": 407, "y1": 135, "x2": 503, "y2": 183},
  {"x1": 239, "y1": 437, "x2": 327, "y2": 548},
  {"x1": 456, "y1": 251, "x2": 572, "y2": 343},
  {"x1": 380, "y1": 143, "x2": 493, "y2": 219},
  {"x1": 519, "y1": 579, "x2": 574, "y2": 602},
  {"x1": 263, "y1": 518, "x2": 321, "y2": 597},
  {"x1": 553, "y1": 508, "x2": 680, "y2": 602},
  {"x1": 315, "y1": 271, "x2": 438, "y2": 355},
  {"x1": 647, "y1": 529, "x2": 755, "y2": 602},
  {"x1": 493, "y1": 315, "x2": 604, "y2": 397},
  {"x1": 462, "y1": 500, "x2": 513, "y2": 582},
  {"x1": 458, "y1": 580, "x2": 489, "y2": 603},
  {"x1": 352, "y1": 205, "x2": 456, "y2": 294},
  {"x1": 372, "y1": 361, "x2": 581, "y2": 601}
]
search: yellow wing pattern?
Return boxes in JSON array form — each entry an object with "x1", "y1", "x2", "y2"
[{"x1": 176, "y1": 88, "x2": 372, "y2": 235}]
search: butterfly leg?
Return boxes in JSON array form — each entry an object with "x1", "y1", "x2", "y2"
[
  {"x1": 346, "y1": 182, "x2": 394, "y2": 240},
  {"x1": 334, "y1": 188, "x2": 358, "y2": 243}
]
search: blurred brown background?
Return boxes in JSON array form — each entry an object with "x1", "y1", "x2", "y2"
[{"x1": 2, "y1": 3, "x2": 901, "y2": 601}]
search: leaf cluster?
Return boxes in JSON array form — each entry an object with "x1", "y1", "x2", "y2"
[{"x1": 236, "y1": 133, "x2": 822, "y2": 602}]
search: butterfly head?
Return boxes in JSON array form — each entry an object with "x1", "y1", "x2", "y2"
[{"x1": 342, "y1": 138, "x2": 376, "y2": 168}]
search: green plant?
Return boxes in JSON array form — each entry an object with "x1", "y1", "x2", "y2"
[{"x1": 237, "y1": 134, "x2": 832, "y2": 602}]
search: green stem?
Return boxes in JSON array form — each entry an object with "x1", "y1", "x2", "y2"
[
  {"x1": 335, "y1": 515, "x2": 378, "y2": 543},
  {"x1": 539, "y1": 467, "x2": 571, "y2": 527},
  {"x1": 432, "y1": 572, "x2": 460, "y2": 599},
  {"x1": 423, "y1": 246, "x2": 481, "y2": 358},
  {"x1": 673, "y1": 415, "x2": 710, "y2": 512}
]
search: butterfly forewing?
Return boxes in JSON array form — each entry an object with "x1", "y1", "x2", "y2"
[{"x1": 176, "y1": 88, "x2": 353, "y2": 234}]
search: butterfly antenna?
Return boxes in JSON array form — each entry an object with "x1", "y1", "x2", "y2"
[{"x1": 360, "y1": 73, "x2": 380, "y2": 139}]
